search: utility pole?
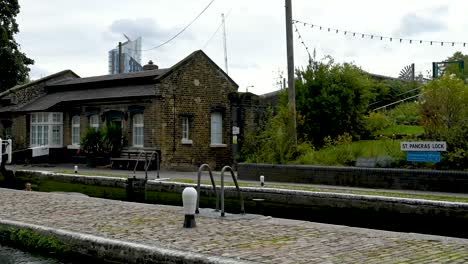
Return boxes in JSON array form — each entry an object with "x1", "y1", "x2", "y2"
[
  {"x1": 118, "y1": 42, "x2": 123, "y2": 74},
  {"x1": 222, "y1": 13, "x2": 229, "y2": 74},
  {"x1": 285, "y1": 0, "x2": 297, "y2": 144}
]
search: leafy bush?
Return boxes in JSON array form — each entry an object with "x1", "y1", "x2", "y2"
[
  {"x1": 241, "y1": 105, "x2": 312, "y2": 164},
  {"x1": 365, "y1": 112, "x2": 391, "y2": 133},
  {"x1": 81, "y1": 123, "x2": 123, "y2": 158},
  {"x1": 102, "y1": 123, "x2": 123, "y2": 157},
  {"x1": 80, "y1": 128, "x2": 104, "y2": 156},
  {"x1": 385, "y1": 102, "x2": 420, "y2": 125},
  {"x1": 419, "y1": 75, "x2": 468, "y2": 169},
  {"x1": 292, "y1": 59, "x2": 376, "y2": 146}
]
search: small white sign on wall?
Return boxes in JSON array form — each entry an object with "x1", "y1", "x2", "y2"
[
  {"x1": 400, "y1": 141, "x2": 447, "y2": 152},
  {"x1": 32, "y1": 146, "x2": 49, "y2": 157},
  {"x1": 232, "y1": 126, "x2": 240, "y2": 135}
]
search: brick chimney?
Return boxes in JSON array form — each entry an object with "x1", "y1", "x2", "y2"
[{"x1": 143, "y1": 60, "x2": 159, "y2": 70}]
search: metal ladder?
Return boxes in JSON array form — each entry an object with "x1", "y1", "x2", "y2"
[
  {"x1": 220, "y1": 165, "x2": 245, "y2": 217},
  {"x1": 195, "y1": 164, "x2": 219, "y2": 214},
  {"x1": 132, "y1": 150, "x2": 160, "y2": 180}
]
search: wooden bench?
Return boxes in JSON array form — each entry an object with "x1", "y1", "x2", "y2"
[{"x1": 110, "y1": 149, "x2": 160, "y2": 170}]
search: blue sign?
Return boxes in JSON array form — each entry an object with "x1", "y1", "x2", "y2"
[{"x1": 406, "y1": 151, "x2": 441, "y2": 163}]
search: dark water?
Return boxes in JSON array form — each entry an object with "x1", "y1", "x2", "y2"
[{"x1": 0, "y1": 245, "x2": 63, "y2": 264}]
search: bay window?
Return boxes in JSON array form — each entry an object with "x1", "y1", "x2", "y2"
[{"x1": 30, "y1": 112, "x2": 63, "y2": 147}]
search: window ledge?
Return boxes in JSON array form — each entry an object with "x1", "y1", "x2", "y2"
[
  {"x1": 210, "y1": 143, "x2": 227, "y2": 148},
  {"x1": 181, "y1": 139, "x2": 193, "y2": 145},
  {"x1": 67, "y1": 145, "x2": 80, "y2": 149}
]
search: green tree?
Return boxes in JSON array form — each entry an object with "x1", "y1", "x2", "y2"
[
  {"x1": 293, "y1": 59, "x2": 375, "y2": 145},
  {"x1": 0, "y1": 0, "x2": 34, "y2": 91},
  {"x1": 420, "y1": 75, "x2": 468, "y2": 168},
  {"x1": 444, "y1": 51, "x2": 468, "y2": 80}
]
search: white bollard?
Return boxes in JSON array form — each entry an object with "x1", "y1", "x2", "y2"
[
  {"x1": 260, "y1": 175, "x2": 265, "y2": 187},
  {"x1": 74, "y1": 165, "x2": 78, "y2": 174},
  {"x1": 182, "y1": 187, "x2": 197, "y2": 228}
]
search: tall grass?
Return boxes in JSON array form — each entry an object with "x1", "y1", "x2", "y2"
[{"x1": 296, "y1": 139, "x2": 403, "y2": 166}]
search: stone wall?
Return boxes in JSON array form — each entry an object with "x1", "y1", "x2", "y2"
[
  {"x1": 238, "y1": 163, "x2": 468, "y2": 193},
  {"x1": 5, "y1": 71, "x2": 77, "y2": 106}
]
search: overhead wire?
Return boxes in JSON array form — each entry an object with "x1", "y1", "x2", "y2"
[
  {"x1": 129, "y1": 0, "x2": 216, "y2": 52},
  {"x1": 202, "y1": 8, "x2": 232, "y2": 50}
]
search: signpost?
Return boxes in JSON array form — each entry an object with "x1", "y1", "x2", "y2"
[{"x1": 401, "y1": 141, "x2": 446, "y2": 163}]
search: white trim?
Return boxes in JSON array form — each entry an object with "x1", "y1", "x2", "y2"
[
  {"x1": 181, "y1": 139, "x2": 193, "y2": 145},
  {"x1": 181, "y1": 116, "x2": 190, "y2": 141},
  {"x1": 132, "y1": 114, "x2": 144, "y2": 147},
  {"x1": 210, "y1": 112, "x2": 222, "y2": 144},
  {"x1": 71, "y1": 115, "x2": 80, "y2": 146}
]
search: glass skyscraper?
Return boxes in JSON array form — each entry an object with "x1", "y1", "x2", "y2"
[{"x1": 108, "y1": 36, "x2": 143, "y2": 74}]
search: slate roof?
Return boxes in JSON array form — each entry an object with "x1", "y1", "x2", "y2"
[
  {"x1": 18, "y1": 85, "x2": 156, "y2": 112},
  {"x1": 0, "y1": 50, "x2": 238, "y2": 113},
  {"x1": 48, "y1": 69, "x2": 169, "y2": 87}
]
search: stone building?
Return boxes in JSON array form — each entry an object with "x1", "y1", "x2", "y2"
[{"x1": 0, "y1": 50, "x2": 251, "y2": 170}]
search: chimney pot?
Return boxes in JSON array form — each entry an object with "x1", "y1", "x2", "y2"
[{"x1": 143, "y1": 60, "x2": 159, "y2": 70}]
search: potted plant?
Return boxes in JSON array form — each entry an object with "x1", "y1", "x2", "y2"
[
  {"x1": 80, "y1": 128, "x2": 104, "y2": 167},
  {"x1": 102, "y1": 122, "x2": 123, "y2": 158}
]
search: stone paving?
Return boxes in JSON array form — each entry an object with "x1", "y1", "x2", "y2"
[{"x1": 1, "y1": 188, "x2": 468, "y2": 263}]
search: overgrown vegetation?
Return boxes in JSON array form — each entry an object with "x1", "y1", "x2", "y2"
[
  {"x1": 293, "y1": 58, "x2": 375, "y2": 145},
  {"x1": 420, "y1": 75, "x2": 468, "y2": 168},
  {"x1": 0, "y1": 227, "x2": 70, "y2": 256},
  {"x1": 242, "y1": 53, "x2": 468, "y2": 170}
]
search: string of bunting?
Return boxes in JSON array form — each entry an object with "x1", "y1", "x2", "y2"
[
  {"x1": 293, "y1": 19, "x2": 467, "y2": 48},
  {"x1": 293, "y1": 22, "x2": 312, "y2": 62}
]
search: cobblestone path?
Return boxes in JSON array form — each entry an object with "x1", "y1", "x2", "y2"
[{"x1": 0, "y1": 188, "x2": 467, "y2": 263}]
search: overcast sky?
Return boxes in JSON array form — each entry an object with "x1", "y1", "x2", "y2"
[{"x1": 16, "y1": 0, "x2": 468, "y2": 95}]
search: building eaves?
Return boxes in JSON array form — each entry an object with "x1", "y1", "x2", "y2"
[
  {"x1": 0, "y1": 70, "x2": 79, "y2": 98},
  {"x1": 48, "y1": 69, "x2": 169, "y2": 87}
]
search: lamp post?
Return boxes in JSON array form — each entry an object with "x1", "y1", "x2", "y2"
[
  {"x1": 246, "y1": 85, "x2": 254, "y2": 93},
  {"x1": 182, "y1": 187, "x2": 197, "y2": 228}
]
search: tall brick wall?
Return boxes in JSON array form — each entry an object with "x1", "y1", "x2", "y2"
[{"x1": 154, "y1": 52, "x2": 238, "y2": 170}]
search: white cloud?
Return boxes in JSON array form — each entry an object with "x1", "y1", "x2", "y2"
[{"x1": 14, "y1": 0, "x2": 468, "y2": 95}]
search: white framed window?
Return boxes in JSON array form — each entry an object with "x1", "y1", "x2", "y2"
[
  {"x1": 210, "y1": 112, "x2": 223, "y2": 145},
  {"x1": 71, "y1": 116, "x2": 80, "y2": 146},
  {"x1": 30, "y1": 112, "x2": 63, "y2": 147},
  {"x1": 181, "y1": 117, "x2": 192, "y2": 144},
  {"x1": 133, "y1": 114, "x2": 144, "y2": 147},
  {"x1": 89, "y1": 115, "x2": 99, "y2": 130}
]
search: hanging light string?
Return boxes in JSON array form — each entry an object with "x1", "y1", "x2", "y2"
[
  {"x1": 293, "y1": 19, "x2": 467, "y2": 48},
  {"x1": 293, "y1": 22, "x2": 313, "y2": 64}
]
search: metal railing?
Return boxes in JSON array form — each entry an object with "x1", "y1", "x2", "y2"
[
  {"x1": 133, "y1": 150, "x2": 160, "y2": 180},
  {"x1": 220, "y1": 165, "x2": 245, "y2": 217},
  {"x1": 195, "y1": 164, "x2": 219, "y2": 214}
]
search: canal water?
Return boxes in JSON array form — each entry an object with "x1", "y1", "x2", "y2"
[{"x1": 0, "y1": 245, "x2": 63, "y2": 264}]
